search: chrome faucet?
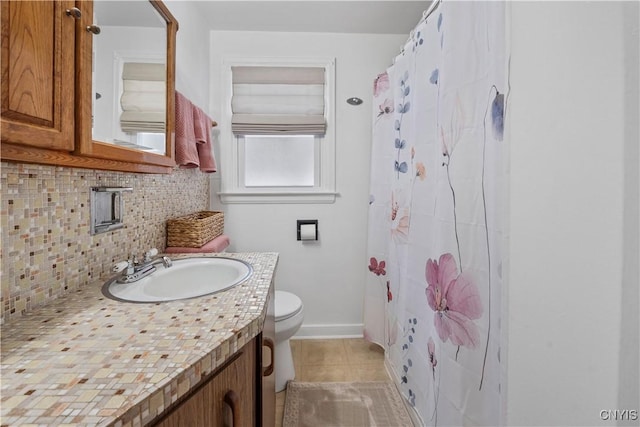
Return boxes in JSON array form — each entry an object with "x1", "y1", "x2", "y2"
[{"x1": 113, "y1": 248, "x2": 172, "y2": 284}]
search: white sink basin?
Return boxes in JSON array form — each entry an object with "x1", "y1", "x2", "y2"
[{"x1": 102, "y1": 257, "x2": 252, "y2": 303}]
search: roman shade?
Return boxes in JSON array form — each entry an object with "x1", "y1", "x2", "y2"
[
  {"x1": 120, "y1": 62, "x2": 166, "y2": 133},
  {"x1": 231, "y1": 66, "x2": 326, "y2": 135}
]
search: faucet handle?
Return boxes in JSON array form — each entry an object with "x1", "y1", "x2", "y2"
[
  {"x1": 113, "y1": 261, "x2": 129, "y2": 273},
  {"x1": 144, "y1": 248, "x2": 159, "y2": 262}
]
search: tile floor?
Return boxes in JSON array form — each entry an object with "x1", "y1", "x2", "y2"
[{"x1": 275, "y1": 338, "x2": 390, "y2": 427}]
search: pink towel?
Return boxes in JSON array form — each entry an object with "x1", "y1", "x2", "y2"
[
  {"x1": 193, "y1": 105, "x2": 217, "y2": 173},
  {"x1": 165, "y1": 234, "x2": 230, "y2": 254},
  {"x1": 175, "y1": 91, "x2": 199, "y2": 168}
]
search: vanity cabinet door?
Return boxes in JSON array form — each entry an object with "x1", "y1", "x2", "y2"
[
  {"x1": 261, "y1": 285, "x2": 276, "y2": 427},
  {"x1": 1, "y1": 0, "x2": 76, "y2": 151},
  {"x1": 155, "y1": 338, "x2": 257, "y2": 427}
]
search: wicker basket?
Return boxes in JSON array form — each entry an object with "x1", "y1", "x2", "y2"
[{"x1": 166, "y1": 211, "x2": 224, "y2": 248}]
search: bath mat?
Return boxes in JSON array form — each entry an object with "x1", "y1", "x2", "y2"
[{"x1": 282, "y1": 381, "x2": 413, "y2": 427}]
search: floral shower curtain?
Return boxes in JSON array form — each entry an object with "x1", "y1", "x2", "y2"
[{"x1": 364, "y1": 1, "x2": 507, "y2": 425}]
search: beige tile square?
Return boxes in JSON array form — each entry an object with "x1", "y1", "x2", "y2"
[
  {"x1": 7, "y1": 173, "x2": 19, "y2": 185},
  {"x1": 290, "y1": 339, "x2": 303, "y2": 374},
  {"x1": 298, "y1": 339, "x2": 348, "y2": 366},
  {"x1": 275, "y1": 403, "x2": 284, "y2": 427},
  {"x1": 149, "y1": 391, "x2": 164, "y2": 414},
  {"x1": 297, "y1": 364, "x2": 350, "y2": 382},
  {"x1": 290, "y1": 339, "x2": 302, "y2": 359},
  {"x1": 344, "y1": 338, "x2": 385, "y2": 365},
  {"x1": 345, "y1": 362, "x2": 391, "y2": 382},
  {"x1": 76, "y1": 390, "x2": 100, "y2": 403},
  {"x1": 2, "y1": 395, "x2": 29, "y2": 409},
  {"x1": 24, "y1": 372, "x2": 50, "y2": 384},
  {"x1": 104, "y1": 395, "x2": 126, "y2": 409},
  {"x1": 276, "y1": 390, "x2": 286, "y2": 408}
]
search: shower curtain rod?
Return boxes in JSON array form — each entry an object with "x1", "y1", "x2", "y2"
[
  {"x1": 398, "y1": 0, "x2": 442, "y2": 57},
  {"x1": 423, "y1": 0, "x2": 442, "y2": 23}
]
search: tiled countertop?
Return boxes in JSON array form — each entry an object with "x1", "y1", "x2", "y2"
[{"x1": 1, "y1": 252, "x2": 278, "y2": 427}]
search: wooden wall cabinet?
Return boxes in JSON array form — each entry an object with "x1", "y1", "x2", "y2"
[
  {"x1": 1, "y1": 0, "x2": 75, "y2": 151},
  {"x1": 154, "y1": 338, "x2": 258, "y2": 427},
  {"x1": 1, "y1": 0, "x2": 178, "y2": 174}
]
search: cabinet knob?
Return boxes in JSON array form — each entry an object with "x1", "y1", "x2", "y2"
[
  {"x1": 86, "y1": 25, "x2": 101, "y2": 35},
  {"x1": 65, "y1": 7, "x2": 82, "y2": 19}
]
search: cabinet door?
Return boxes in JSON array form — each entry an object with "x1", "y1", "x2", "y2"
[
  {"x1": 74, "y1": 0, "x2": 177, "y2": 169},
  {"x1": 213, "y1": 343, "x2": 256, "y2": 427},
  {"x1": 156, "y1": 338, "x2": 256, "y2": 427},
  {"x1": 261, "y1": 285, "x2": 276, "y2": 427},
  {"x1": 1, "y1": 0, "x2": 75, "y2": 150}
]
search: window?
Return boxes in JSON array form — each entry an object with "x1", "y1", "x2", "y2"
[
  {"x1": 219, "y1": 58, "x2": 336, "y2": 204},
  {"x1": 243, "y1": 135, "x2": 316, "y2": 187}
]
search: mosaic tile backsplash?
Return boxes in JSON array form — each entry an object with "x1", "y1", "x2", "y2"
[{"x1": 0, "y1": 162, "x2": 209, "y2": 323}]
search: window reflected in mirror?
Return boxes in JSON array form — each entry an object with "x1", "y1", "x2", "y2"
[{"x1": 91, "y1": 0, "x2": 167, "y2": 155}]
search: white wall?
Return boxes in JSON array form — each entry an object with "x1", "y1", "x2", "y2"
[
  {"x1": 620, "y1": 0, "x2": 640, "y2": 418},
  {"x1": 209, "y1": 31, "x2": 405, "y2": 337},
  {"x1": 165, "y1": 1, "x2": 211, "y2": 112},
  {"x1": 506, "y1": 2, "x2": 638, "y2": 426}
]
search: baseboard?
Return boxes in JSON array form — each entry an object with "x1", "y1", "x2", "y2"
[{"x1": 294, "y1": 323, "x2": 364, "y2": 339}]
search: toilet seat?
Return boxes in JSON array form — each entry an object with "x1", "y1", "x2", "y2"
[{"x1": 275, "y1": 291, "x2": 303, "y2": 322}]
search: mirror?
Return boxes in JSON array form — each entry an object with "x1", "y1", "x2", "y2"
[{"x1": 91, "y1": 1, "x2": 167, "y2": 155}]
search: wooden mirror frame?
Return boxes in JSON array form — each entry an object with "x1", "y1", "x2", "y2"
[{"x1": 75, "y1": 0, "x2": 178, "y2": 173}]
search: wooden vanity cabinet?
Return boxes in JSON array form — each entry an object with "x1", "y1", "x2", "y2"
[
  {"x1": 154, "y1": 338, "x2": 257, "y2": 427},
  {"x1": 1, "y1": 0, "x2": 176, "y2": 174}
]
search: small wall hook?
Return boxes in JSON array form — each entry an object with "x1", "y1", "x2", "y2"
[{"x1": 346, "y1": 97, "x2": 363, "y2": 106}]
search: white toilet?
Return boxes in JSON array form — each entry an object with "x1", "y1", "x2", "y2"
[{"x1": 274, "y1": 290, "x2": 304, "y2": 392}]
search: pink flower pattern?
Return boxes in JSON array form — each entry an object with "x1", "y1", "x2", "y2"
[
  {"x1": 425, "y1": 254, "x2": 483, "y2": 348},
  {"x1": 374, "y1": 72, "x2": 390, "y2": 97},
  {"x1": 378, "y1": 98, "x2": 394, "y2": 117},
  {"x1": 368, "y1": 257, "x2": 386, "y2": 276}
]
